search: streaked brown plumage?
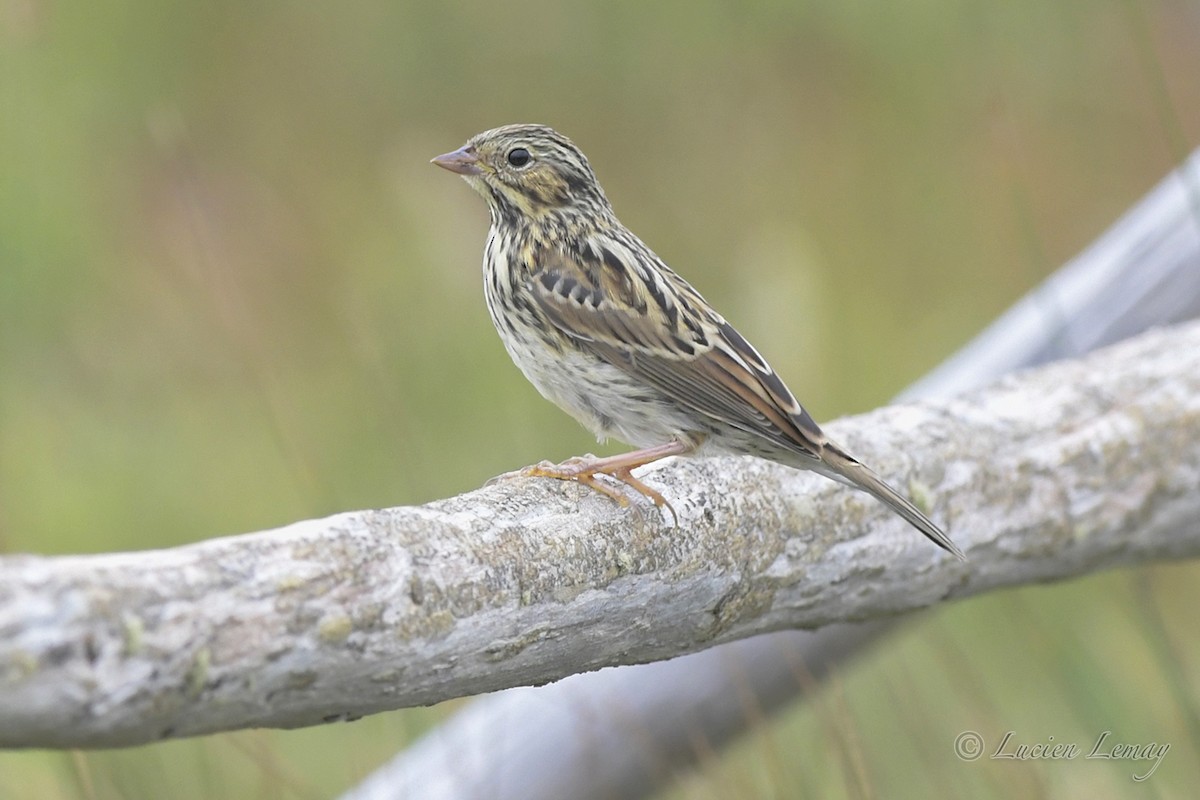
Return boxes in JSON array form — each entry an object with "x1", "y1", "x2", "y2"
[{"x1": 432, "y1": 124, "x2": 964, "y2": 560}]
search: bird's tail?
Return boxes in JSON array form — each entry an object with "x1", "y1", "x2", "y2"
[{"x1": 818, "y1": 443, "x2": 966, "y2": 561}]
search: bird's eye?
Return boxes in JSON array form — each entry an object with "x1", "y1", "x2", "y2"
[{"x1": 506, "y1": 148, "x2": 532, "y2": 168}]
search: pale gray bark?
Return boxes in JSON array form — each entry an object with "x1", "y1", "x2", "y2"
[
  {"x1": 1, "y1": 319, "x2": 1199, "y2": 750},
  {"x1": 344, "y1": 149, "x2": 1200, "y2": 800}
]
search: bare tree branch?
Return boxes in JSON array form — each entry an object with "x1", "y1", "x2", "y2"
[{"x1": 1, "y1": 317, "x2": 1199, "y2": 750}]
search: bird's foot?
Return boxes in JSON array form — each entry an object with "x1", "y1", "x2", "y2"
[{"x1": 489, "y1": 446, "x2": 686, "y2": 527}]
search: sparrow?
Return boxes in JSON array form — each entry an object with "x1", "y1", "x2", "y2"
[{"x1": 432, "y1": 124, "x2": 963, "y2": 559}]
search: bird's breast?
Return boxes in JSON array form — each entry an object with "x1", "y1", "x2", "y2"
[{"x1": 481, "y1": 231, "x2": 696, "y2": 448}]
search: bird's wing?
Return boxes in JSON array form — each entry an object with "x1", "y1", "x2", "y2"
[{"x1": 527, "y1": 240, "x2": 827, "y2": 462}]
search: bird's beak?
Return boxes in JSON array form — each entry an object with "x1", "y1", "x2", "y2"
[{"x1": 431, "y1": 145, "x2": 483, "y2": 176}]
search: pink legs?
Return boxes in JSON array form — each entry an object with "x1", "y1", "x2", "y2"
[{"x1": 508, "y1": 439, "x2": 695, "y2": 523}]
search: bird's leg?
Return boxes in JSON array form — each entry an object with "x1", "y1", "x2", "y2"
[{"x1": 501, "y1": 439, "x2": 696, "y2": 524}]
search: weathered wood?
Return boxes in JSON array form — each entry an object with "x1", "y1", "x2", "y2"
[{"x1": 2, "y1": 320, "x2": 1199, "y2": 749}]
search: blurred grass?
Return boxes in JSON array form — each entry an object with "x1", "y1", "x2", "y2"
[
  {"x1": 1, "y1": 0, "x2": 1198, "y2": 797},
  {"x1": 668, "y1": 564, "x2": 1200, "y2": 800}
]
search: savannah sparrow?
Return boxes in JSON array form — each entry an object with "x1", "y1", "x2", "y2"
[{"x1": 432, "y1": 124, "x2": 963, "y2": 559}]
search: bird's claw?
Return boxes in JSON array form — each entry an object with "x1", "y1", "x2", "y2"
[{"x1": 486, "y1": 455, "x2": 678, "y2": 527}]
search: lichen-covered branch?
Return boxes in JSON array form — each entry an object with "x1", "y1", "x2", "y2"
[{"x1": 1, "y1": 321, "x2": 1198, "y2": 749}]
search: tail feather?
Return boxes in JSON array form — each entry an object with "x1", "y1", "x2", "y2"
[{"x1": 818, "y1": 444, "x2": 966, "y2": 561}]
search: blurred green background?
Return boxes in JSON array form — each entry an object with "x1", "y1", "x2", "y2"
[{"x1": 2, "y1": 0, "x2": 1198, "y2": 797}]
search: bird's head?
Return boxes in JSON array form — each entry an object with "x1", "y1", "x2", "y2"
[{"x1": 432, "y1": 124, "x2": 611, "y2": 223}]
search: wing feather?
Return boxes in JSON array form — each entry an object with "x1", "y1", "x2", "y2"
[{"x1": 527, "y1": 241, "x2": 824, "y2": 462}]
